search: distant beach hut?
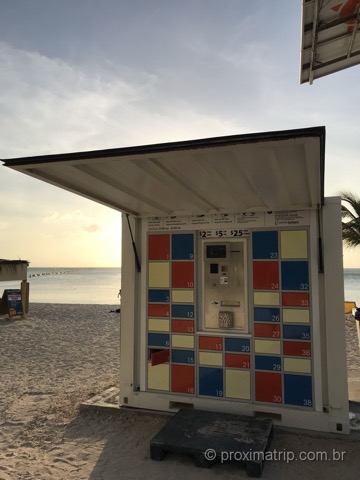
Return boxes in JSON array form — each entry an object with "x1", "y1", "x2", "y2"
[{"x1": 0, "y1": 259, "x2": 29, "y2": 318}]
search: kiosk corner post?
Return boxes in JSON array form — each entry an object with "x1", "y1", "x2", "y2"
[
  {"x1": 322, "y1": 197, "x2": 349, "y2": 432},
  {"x1": 119, "y1": 213, "x2": 140, "y2": 406}
]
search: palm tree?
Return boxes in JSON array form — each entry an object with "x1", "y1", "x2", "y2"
[{"x1": 340, "y1": 191, "x2": 360, "y2": 247}]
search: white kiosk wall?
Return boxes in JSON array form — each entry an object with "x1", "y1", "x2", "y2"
[{"x1": 120, "y1": 198, "x2": 349, "y2": 434}]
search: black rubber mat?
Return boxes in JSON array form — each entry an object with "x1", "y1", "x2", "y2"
[{"x1": 150, "y1": 408, "x2": 273, "y2": 477}]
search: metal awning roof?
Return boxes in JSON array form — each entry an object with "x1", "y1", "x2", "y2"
[
  {"x1": 301, "y1": 0, "x2": 360, "y2": 84},
  {"x1": 2, "y1": 127, "x2": 325, "y2": 218}
]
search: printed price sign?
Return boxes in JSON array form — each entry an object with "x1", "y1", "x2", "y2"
[
  {"x1": 199, "y1": 229, "x2": 250, "y2": 238},
  {"x1": 4, "y1": 289, "x2": 23, "y2": 317}
]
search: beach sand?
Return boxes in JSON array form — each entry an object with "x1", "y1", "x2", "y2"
[{"x1": 0, "y1": 304, "x2": 359, "y2": 479}]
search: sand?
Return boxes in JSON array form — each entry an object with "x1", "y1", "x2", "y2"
[{"x1": 0, "y1": 304, "x2": 359, "y2": 479}]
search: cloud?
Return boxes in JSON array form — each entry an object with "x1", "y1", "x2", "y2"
[
  {"x1": 0, "y1": 40, "x2": 242, "y2": 160},
  {"x1": 42, "y1": 209, "x2": 85, "y2": 223},
  {"x1": 83, "y1": 224, "x2": 101, "y2": 233},
  {"x1": 0, "y1": 42, "x2": 145, "y2": 157}
]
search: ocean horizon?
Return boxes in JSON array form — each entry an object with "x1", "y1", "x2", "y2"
[
  {"x1": 1, "y1": 267, "x2": 360, "y2": 306},
  {"x1": 1, "y1": 267, "x2": 121, "y2": 305}
]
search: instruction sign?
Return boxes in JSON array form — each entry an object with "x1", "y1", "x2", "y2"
[{"x1": 146, "y1": 210, "x2": 310, "y2": 231}]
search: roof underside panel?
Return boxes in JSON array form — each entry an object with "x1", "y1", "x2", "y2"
[
  {"x1": 2, "y1": 128, "x2": 325, "y2": 217},
  {"x1": 301, "y1": 0, "x2": 360, "y2": 83}
]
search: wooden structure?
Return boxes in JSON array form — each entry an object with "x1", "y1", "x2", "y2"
[{"x1": 0, "y1": 260, "x2": 29, "y2": 317}]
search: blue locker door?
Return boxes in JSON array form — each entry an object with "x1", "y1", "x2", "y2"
[
  {"x1": 281, "y1": 261, "x2": 309, "y2": 291},
  {"x1": 172, "y1": 233, "x2": 194, "y2": 260},
  {"x1": 199, "y1": 367, "x2": 223, "y2": 397},
  {"x1": 252, "y1": 231, "x2": 278, "y2": 259},
  {"x1": 224, "y1": 337, "x2": 250, "y2": 353},
  {"x1": 171, "y1": 349, "x2": 195, "y2": 364},
  {"x1": 255, "y1": 355, "x2": 282, "y2": 371},
  {"x1": 284, "y1": 374, "x2": 313, "y2": 407},
  {"x1": 148, "y1": 289, "x2": 170, "y2": 303},
  {"x1": 254, "y1": 307, "x2": 280, "y2": 323},
  {"x1": 283, "y1": 325, "x2": 311, "y2": 340},
  {"x1": 172, "y1": 304, "x2": 195, "y2": 319}
]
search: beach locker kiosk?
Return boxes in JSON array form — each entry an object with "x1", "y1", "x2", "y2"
[{"x1": 3, "y1": 127, "x2": 350, "y2": 433}]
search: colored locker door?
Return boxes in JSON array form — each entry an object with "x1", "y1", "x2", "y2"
[
  {"x1": 172, "y1": 234, "x2": 194, "y2": 260},
  {"x1": 255, "y1": 371, "x2": 282, "y2": 403},
  {"x1": 172, "y1": 304, "x2": 194, "y2": 319},
  {"x1": 199, "y1": 336, "x2": 223, "y2": 351},
  {"x1": 255, "y1": 355, "x2": 282, "y2": 371},
  {"x1": 148, "y1": 304, "x2": 170, "y2": 317},
  {"x1": 199, "y1": 351, "x2": 223, "y2": 366},
  {"x1": 225, "y1": 370, "x2": 251, "y2": 400},
  {"x1": 253, "y1": 261, "x2": 279, "y2": 290},
  {"x1": 148, "y1": 333, "x2": 170, "y2": 348},
  {"x1": 283, "y1": 325, "x2": 311, "y2": 341},
  {"x1": 253, "y1": 292, "x2": 280, "y2": 306},
  {"x1": 148, "y1": 234, "x2": 170, "y2": 260},
  {"x1": 148, "y1": 263, "x2": 170, "y2": 288},
  {"x1": 252, "y1": 231, "x2": 278, "y2": 259},
  {"x1": 282, "y1": 292, "x2": 310, "y2": 307},
  {"x1": 171, "y1": 365, "x2": 195, "y2": 394},
  {"x1": 280, "y1": 231, "x2": 308, "y2": 259},
  {"x1": 254, "y1": 307, "x2": 280, "y2": 323},
  {"x1": 225, "y1": 353, "x2": 251, "y2": 369},
  {"x1": 171, "y1": 334, "x2": 195, "y2": 349},
  {"x1": 171, "y1": 319, "x2": 194, "y2": 333},
  {"x1": 282, "y1": 309, "x2": 310, "y2": 324},
  {"x1": 224, "y1": 337, "x2": 250, "y2": 353},
  {"x1": 172, "y1": 262, "x2": 194, "y2": 288},
  {"x1": 171, "y1": 349, "x2": 195, "y2": 364},
  {"x1": 148, "y1": 289, "x2": 170, "y2": 303},
  {"x1": 148, "y1": 318, "x2": 170, "y2": 332},
  {"x1": 254, "y1": 323, "x2": 281, "y2": 338},
  {"x1": 283, "y1": 341, "x2": 311, "y2": 357},
  {"x1": 199, "y1": 367, "x2": 223, "y2": 397},
  {"x1": 147, "y1": 363, "x2": 170, "y2": 391},
  {"x1": 172, "y1": 290, "x2": 194, "y2": 303},
  {"x1": 281, "y1": 261, "x2": 309, "y2": 291},
  {"x1": 284, "y1": 374, "x2": 313, "y2": 407}
]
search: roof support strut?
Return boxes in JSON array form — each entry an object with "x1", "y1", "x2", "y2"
[{"x1": 126, "y1": 214, "x2": 141, "y2": 273}]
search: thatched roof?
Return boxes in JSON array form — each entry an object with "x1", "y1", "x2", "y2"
[{"x1": 0, "y1": 259, "x2": 29, "y2": 266}]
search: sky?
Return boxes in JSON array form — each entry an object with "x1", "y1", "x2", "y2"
[{"x1": 0, "y1": 0, "x2": 359, "y2": 267}]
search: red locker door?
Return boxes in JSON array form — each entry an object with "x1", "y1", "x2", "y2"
[
  {"x1": 253, "y1": 261, "x2": 279, "y2": 290},
  {"x1": 148, "y1": 234, "x2": 170, "y2": 260},
  {"x1": 171, "y1": 365, "x2": 195, "y2": 394},
  {"x1": 255, "y1": 371, "x2": 282, "y2": 403},
  {"x1": 172, "y1": 262, "x2": 194, "y2": 288}
]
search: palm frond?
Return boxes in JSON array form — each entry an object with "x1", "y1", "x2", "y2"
[
  {"x1": 341, "y1": 204, "x2": 356, "y2": 221},
  {"x1": 339, "y1": 191, "x2": 360, "y2": 218},
  {"x1": 339, "y1": 191, "x2": 360, "y2": 248}
]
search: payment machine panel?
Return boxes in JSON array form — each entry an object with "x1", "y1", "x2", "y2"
[{"x1": 201, "y1": 240, "x2": 247, "y2": 332}]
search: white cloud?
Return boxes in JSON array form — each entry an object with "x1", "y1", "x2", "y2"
[{"x1": 0, "y1": 40, "x2": 242, "y2": 159}]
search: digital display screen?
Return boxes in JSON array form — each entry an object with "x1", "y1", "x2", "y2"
[{"x1": 206, "y1": 244, "x2": 227, "y2": 259}]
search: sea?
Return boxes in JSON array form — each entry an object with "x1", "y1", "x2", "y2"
[
  {"x1": 0, "y1": 268, "x2": 121, "y2": 305},
  {"x1": 344, "y1": 269, "x2": 360, "y2": 305},
  {"x1": 1, "y1": 267, "x2": 360, "y2": 306}
]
